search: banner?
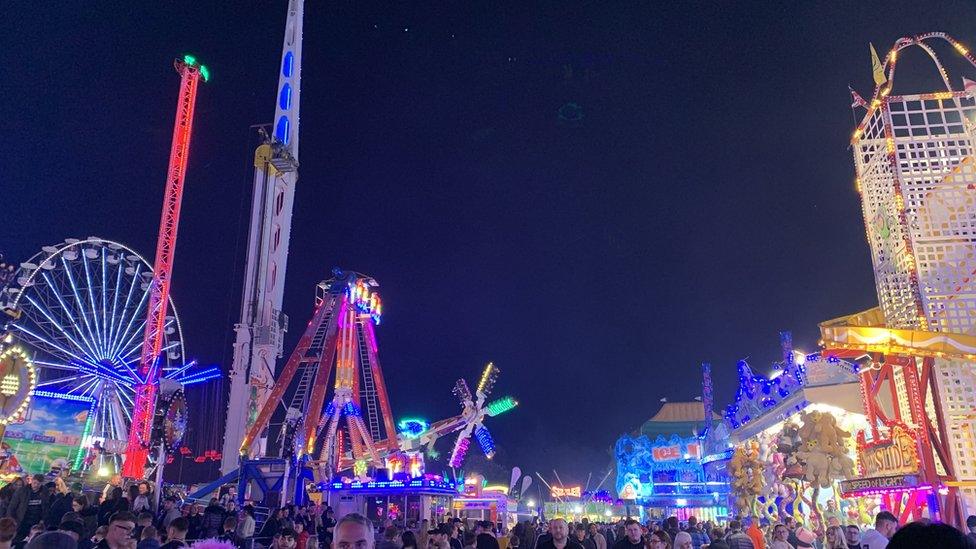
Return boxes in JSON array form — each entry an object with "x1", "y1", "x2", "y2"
[{"x1": 2, "y1": 395, "x2": 93, "y2": 475}]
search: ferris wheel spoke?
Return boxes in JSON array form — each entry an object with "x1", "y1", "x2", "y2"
[
  {"x1": 60, "y1": 256, "x2": 104, "y2": 359},
  {"x1": 115, "y1": 320, "x2": 148, "y2": 363},
  {"x1": 81, "y1": 251, "x2": 105, "y2": 357},
  {"x1": 109, "y1": 278, "x2": 151, "y2": 359},
  {"x1": 22, "y1": 294, "x2": 100, "y2": 362},
  {"x1": 72, "y1": 376, "x2": 101, "y2": 397},
  {"x1": 107, "y1": 258, "x2": 125, "y2": 358},
  {"x1": 38, "y1": 272, "x2": 100, "y2": 360},
  {"x1": 10, "y1": 323, "x2": 99, "y2": 369},
  {"x1": 101, "y1": 249, "x2": 109, "y2": 356},
  {"x1": 109, "y1": 261, "x2": 142, "y2": 358},
  {"x1": 33, "y1": 360, "x2": 84, "y2": 372}
]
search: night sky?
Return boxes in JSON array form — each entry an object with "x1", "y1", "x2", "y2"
[{"x1": 5, "y1": 1, "x2": 976, "y2": 486}]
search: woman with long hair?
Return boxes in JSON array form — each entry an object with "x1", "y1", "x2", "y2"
[{"x1": 825, "y1": 525, "x2": 849, "y2": 549}]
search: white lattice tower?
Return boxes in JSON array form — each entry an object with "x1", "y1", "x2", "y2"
[{"x1": 852, "y1": 33, "x2": 976, "y2": 335}]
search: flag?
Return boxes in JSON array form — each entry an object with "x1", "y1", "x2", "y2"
[
  {"x1": 871, "y1": 43, "x2": 888, "y2": 86},
  {"x1": 850, "y1": 86, "x2": 867, "y2": 108},
  {"x1": 964, "y1": 77, "x2": 976, "y2": 94}
]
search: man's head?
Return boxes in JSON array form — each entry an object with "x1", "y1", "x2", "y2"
[
  {"x1": 168, "y1": 517, "x2": 189, "y2": 541},
  {"x1": 0, "y1": 517, "x2": 16, "y2": 544},
  {"x1": 163, "y1": 496, "x2": 177, "y2": 510},
  {"x1": 335, "y1": 513, "x2": 374, "y2": 549},
  {"x1": 728, "y1": 520, "x2": 742, "y2": 533},
  {"x1": 224, "y1": 516, "x2": 238, "y2": 532},
  {"x1": 29, "y1": 474, "x2": 43, "y2": 490},
  {"x1": 875, "y1": 511, "x2": 898, "y2": 539},
  {"x1": 58, "y1": 518, "x2": 85, "y2": 542},
  {"x1": 687, "y1": 516, "x2": 697, "y2": 528},
  {"x1": 106, "y1": 511, "x2": 137, "y2": 547},
  {"x1": 784, "y1": 517, "x2": 795, "y2": 529},
  {"x1": 141, "y1": 525, "x2": 157, "y2": 541},
  {"x1": 772, "y1": 524, "x2": 789, "y2": 541},
  {"x1": 574, "y1": 525, "x2": 586, "y2": 541},
  {"x1": 275, "y1": 527, "x2": 297, "y2": 549},
  {"x1": 588, "y1": 523, "x2": 598, "y2": 535},
  {"x1": 549, "y1": 519, "x2": 568, "y2": 543},
  {"x1": 967, "y1": 515, "x2": 976, "y2": 533},
  {"x1": 385, "y1": 526, "x2": 399, "y2": 541},
  {"x1": 624, "y1": 519, "x2": 641, "y2": 544},
  {"x1": 138, "y1": 512, "x2": 153, "y2": 526},
  {"x1": 845, "y1": 524, "x2": 860, "y2": 545}
]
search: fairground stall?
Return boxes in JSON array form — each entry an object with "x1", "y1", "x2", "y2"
[
  {"x1": 822, "y1": 32, "x2": 976, "y2": 526},
  {"x1": 724, "y1": 334, "x2": 870, "y2": 531},
  {"x1": 614, "y1": 398, "x2": 731, "y2": 523}
]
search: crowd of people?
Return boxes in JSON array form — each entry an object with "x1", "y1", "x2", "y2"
[{"x1": 3, "y1": 473, "x2": 976, "y2": 549}]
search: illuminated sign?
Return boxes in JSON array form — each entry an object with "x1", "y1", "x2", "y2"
[
  {"x1": 857, "y1": 424, "x2": 920, "y2": 477},
  {"x1": 551, "y1": 486, "x2": 581, "y2": 498},
  {"x1": 840, "y1": 474, "x2": 921, "y2": 495},
  {"x1": 653, "y1": 445, "x2": 681, "y2": 461}
]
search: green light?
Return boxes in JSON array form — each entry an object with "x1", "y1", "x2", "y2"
[
  {"x1": 199, "y1": 65, "x2": 210, "y2": 82},
  {"x1": 485, "y1": 396, "x2": 518, "y2": 417},
  {"x1": 183, "y1": 55, "x2": 197, "y2": 66}
]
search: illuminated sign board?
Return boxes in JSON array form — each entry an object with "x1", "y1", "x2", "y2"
[
  {"x1": 858, "y1": 425, "x2": 920, "y2": 477},
  {"x1": 551, "y1": 486, "x2": 581, "y2": 498}
]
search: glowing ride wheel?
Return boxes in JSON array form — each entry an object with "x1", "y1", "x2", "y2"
[
  {"x1": 159, "y1": 388, "x2": 187, "y2": 453},
  {"x1": 0, "y1": 237, "x2": 201, "y2": 473},
  {"x1": 0, "y1": 346, "x2": 37, "y2": 425}
]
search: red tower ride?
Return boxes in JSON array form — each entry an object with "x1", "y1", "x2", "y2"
[{"x1": 122, "y1": 56, "x2": 208, "y2": 478}]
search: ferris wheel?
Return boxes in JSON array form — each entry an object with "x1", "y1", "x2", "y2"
[{"x1": 0, "y1": 237, "x2": 214, "y2": 469}]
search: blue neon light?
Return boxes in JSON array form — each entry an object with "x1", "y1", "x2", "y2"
[
  {"x1": 326, "y1": 478, "x2": 456, "y2": 492},
  {"x1": 275, "y1": 116, "x2": 290, "y2": 145},
  {"x1": 282, "y1": 51, "x2": 294, "y2": 78},
  {"x1": 279, "y1": 83, "x2": 292, "y2": 110},
  {"x1": 30, "y1": 390, "x2": 96, "y2": 403}
]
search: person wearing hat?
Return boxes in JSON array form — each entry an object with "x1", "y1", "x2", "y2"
[{"x1": 793, "y1": 527, "x2": 816, "y2": 549}]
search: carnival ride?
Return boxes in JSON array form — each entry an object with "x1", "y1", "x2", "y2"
[
  {"x1": 221, "y1": 0, "x2": 304, "y2": 473},
  {"x1": 236, "y1": 270, "x2": 517, "y2": 484},
  {"x1": 0, "y1": 238, "x2": 216, "y2": 474},
  {"x1": 825, "y1": 32, "x2": 976, "y2": 525}
]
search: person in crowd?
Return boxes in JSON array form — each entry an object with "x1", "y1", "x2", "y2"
[
  {"x1": 743, "y1": 519, "x2": 764, "y2": 549},
  {"x1": 844, "y1": 524, "x2": 861, "y2": 549},
  {"x1": 258, "y1": 507, "x2": 284, "y2": 541},
  {"x1": 335, "y1": 514, "x2": 374, "y2": 549},
  {"x1": 723, "y1": 520, "x2": 754, "y2": 549},
  {"x1": 133, "y1": 512, "x2": 154, "y2": 540},
  {"x1": 646, "y1": 530, "x2": 670, "y2": 549},
  {"x1": 792, "y1": 527, "x2": 816, "y2": 549},
  {"x1": 378, "y1": 525, "x2": 400, "y2": 549},
  {"x1": 137, "y1": 525, "x2": 160, "y2": 549},
  {"x1": 236, "y1": 505, "x2": 255, "y2": 541},
  {"x1": 574, "y1": 524, "x2": 596, "y2": 549},
  {"x1": 157, "y1": 498, "x2": 181, "y2": 533},
  {"x1": 537, "y1": 519, "x2": 582, "y2": 549},
  {"x1": 98, "y1": 488, "x2": 126, "y2": 527},
  {"x1": 73, "y1": 495, "x2": 99, "y2": 539},
  {"x1": 0, "y1": 517, "x2": 15, "y2": 549},
  {"x1": 185, "y1": 504, "x2": 203, "y2": 540},
  {"x1": 966, "y1": 516, "x2": 976, "y2": 545},
  {"x1": 201, "y1": 498, "x2": 226, "y2": 539},
  {"x1": 160, "y1": 517, "x2": 189, "y2": 549},
  {"x1": 271, "y1": 527, "x2": 298, "y2": 549},
  {"x1": 461, "y1": 532, "x2": 477, "y2": 549},
  {"x1": 217, "y1": 516, "x2": 241, "y2": 547},
  {"x1": 888, "y1": 521, "x2": 972, "y2": 549},
  {"x1": 859, "y1": 512, "x2": 897, "y2": 549},
  {"x1": 0, "y1": 479, "x2": 23, "y2": 519},
  {"x1": 402, "y1": 530, "x2": 419, "y2": 549},
  {"x1": 25, "y1": 530, "x2": 75, "y2": 549},
  {"x1": 684, "y1": 517, "x2": 708, "y2": 549},
  {"x1": 613, "y1": 520, "x2": 643, "y2": 549},
  {"x1": 100, "y1": 477, "x2": 123, "y2": 505},
  {"x1": 671, "y1": 532, "x2": 692, "y2": 549},
  {"x1": 587, "y1": 523, "x2": 607, "y2": 549},
  {"x1": 46, "y1": 478, "x2": 74, "y2": 528},
  {"x1": 768, "y1": 524, "x2": 790, "y2": 549},
  {"x1": 662, "y1": 519, "x2": 679, "y2": 545},
  {"x1": 706, "y1": 529, "x2": 730, "y2": 549},
  {"x1": 94, "y1": 511, "x2": 137, "y2": 549},
  {"x1": 7, "y1": 474, "x2": 50, "y2": 542},
  {"x1": 825, "y1": 525, "x2": 849, "y2": 549},
  {"x1": 57, "y1": 516, "x2": 89, "y2": 548},
  {"x1": 476, "y1": 522, "x2": 500, "y2": 549}
]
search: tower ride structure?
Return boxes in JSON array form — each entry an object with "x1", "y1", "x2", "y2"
[
  {"x1": 237, "y1": 269, "x2": 517, "y2": 490},
  {"x1": 220, "y1": 0, "x2": 305, "y2": 474},
  {"x1": 123, "y1": 56, "x2": 208, "y2": 479},
  {"x1": 822, "y1": 32, "x2": 976, "y2": 524}
]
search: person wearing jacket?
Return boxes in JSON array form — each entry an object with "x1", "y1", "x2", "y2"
[
  {"x1": 7, "y1": 474, "x2": 50, "y2": 541},
  {"x1": 201, "y1": 498, "x2": 227, "y2": 538}
]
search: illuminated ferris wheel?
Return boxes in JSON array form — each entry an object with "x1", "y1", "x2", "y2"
[{"x1": 0, "y1": 237, "x2": 215, "y2": 466}]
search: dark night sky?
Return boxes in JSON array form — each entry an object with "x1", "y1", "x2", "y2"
[{"x1": 5, "y1": 1, "x2": 976, "y2": 485}]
